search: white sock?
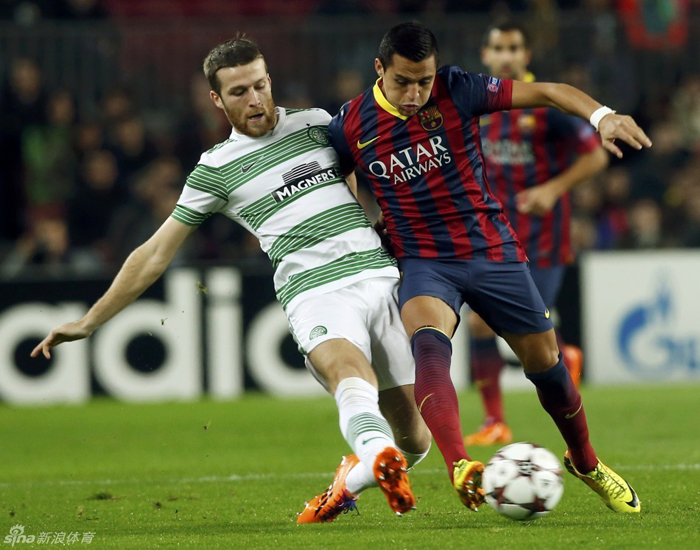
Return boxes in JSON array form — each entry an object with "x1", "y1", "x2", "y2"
[
  {"x1": 335, "y1": 377, "x2": 396, "y2": 473},
  {"x1": 345, "y1": 442, "x2": 432, "y2": 495}
]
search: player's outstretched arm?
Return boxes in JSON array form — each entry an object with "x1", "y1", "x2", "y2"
[
  {"x1": 516, "y1": 146, "x2": 609, "y2": 215},
  {"x1": 511, "y1": 81, "x2": 652, "y2": 158},
  {"x1": 30, "y1": 218, "x2": 196, "y2": 359}
]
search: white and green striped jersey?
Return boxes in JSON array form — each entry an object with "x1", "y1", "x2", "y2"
[{"x1": 171, "y1": 107, "x2": 398, "y2": 309}]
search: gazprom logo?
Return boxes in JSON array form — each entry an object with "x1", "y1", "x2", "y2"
[{"x1": 616, "y1": 278, "x2": 699, "y2": 378}]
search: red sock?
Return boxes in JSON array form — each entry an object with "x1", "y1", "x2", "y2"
[
  {"x1": 526, "y1": 355, "x2": 598, "y2": 473},
  {"x1": 411, "y1": 328, "x2": 469, "y2": 479},
  {"x1": 470, "y1": 337, "x2": 505, "y2": 425}
]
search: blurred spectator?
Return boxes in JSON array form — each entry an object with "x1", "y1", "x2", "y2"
[
  {"x1": 109, "y1": 116, "x2": 159, "y2": 187},
  {"x1": 175, "y1": 75, "x2": 229, "y2": 170},
  {"x1": 671, "y1": 74, "x2": 700, "y2": 152},
  {"x1": 108, "y1": 157, "x2": 183, "y2": 263},
  {"x1": 0, "y1": 216, "x2": 100, "y2": 277},
  {"x1": 321, "y1": 69, "x2": 366, "y2": 114},
  {"x1": 619, "y1": 198, "x2": 667, "y2": 249},
  {"x1": 0, "y1": 57, "x2": 47, "y2": 242},
  {"x1": 628, "y1": 119, "x2": 689, "y2": 202},
  {"x1": 67, "y1": 150, "x2": 121, "y2": 263},
  {"x1": 100, "y1": 88, "x2": 134, "y2": 142},
  {"x1": 74, "y1": 119, "x2": 105, "y2": 161},
  {"x1": 1, "y1": 217, "x2": 70, "y2": 277},
  {"x1": 679, "y1": 191, "x2": 700, "y2": 247},
  {"x1": 570, "y1": 213, "x2": 599, "y2": 254},
  {"x1": 596, "y1": 167, "x2": 631, "y2": 249},
  {"x1": 22, "y1": 90, "x2": 77, "y2": 216},
  {"x1": 53, "y1": 0, "x2": 108, "y2": 20}
]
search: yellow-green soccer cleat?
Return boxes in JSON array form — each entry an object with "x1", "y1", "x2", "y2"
[
  {"x1": 453, "y1": 459, "x2": 485, "y2": 511},
  {"x1": 563, "y1": 451, "x2": 641, "y2": 513}
]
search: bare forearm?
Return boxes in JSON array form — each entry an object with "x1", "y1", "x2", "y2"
[
  {"x1": 80, "y1": 244, "x2": 171, "y2": 333},
  {"x1": 512, "y1": 82, "x2": 601, "y2": 120}
]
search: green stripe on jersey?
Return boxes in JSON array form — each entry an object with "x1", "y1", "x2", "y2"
[
  {"x1": 267, "y1": 202, "x2": 371, "y2": 268},
  {"x1": 239, "y1": 176, "x2": 343, "y2": 231},
  {"x1": 171, "y1": 204, "x2": 213, "y2": 226},
  {"x1": 217, "y1": 126, "x2": 329, "y2": 193},
  {"x1": 185, "y1": 164, "x2": 229, "y2": 201},
  {"x1": 277, "y1": 247, "x2": 397, "y2": 308}
]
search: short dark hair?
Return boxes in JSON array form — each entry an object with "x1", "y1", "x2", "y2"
[
  {"x1": 203, "y1": 37, "x2": 265, "y2": 94},
  {"x1": 377, "y1": 22, "x2": 439, "y2": 69},
  {"x1": 482, "y1": 20, "x2": 531, "y2": 48}
]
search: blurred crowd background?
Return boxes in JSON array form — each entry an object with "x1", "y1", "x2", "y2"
[{"x1": 1, "y1": 0, "x2": 699, "y2": 278}]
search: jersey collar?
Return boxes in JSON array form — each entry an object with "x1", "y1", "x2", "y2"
[{"x1": 373, "y1": 78, "x2": 409, "y2": 121}]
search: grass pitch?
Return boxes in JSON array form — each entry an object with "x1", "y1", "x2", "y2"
[{"x1": 1, "y1": 385, "x2": 698, "y2": 549}]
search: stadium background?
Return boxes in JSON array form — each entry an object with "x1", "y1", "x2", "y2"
[{"x1": 1, "y1": 0, "x2": 699, "y2": 404}]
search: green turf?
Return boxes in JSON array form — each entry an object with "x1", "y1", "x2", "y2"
[{"x1": 1, "y1": 385, "x2": 698, "y2": 549}]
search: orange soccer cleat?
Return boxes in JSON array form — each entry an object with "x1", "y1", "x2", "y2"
[
  {"x1": 464, "y1": 422, "x2": 513, "y2": 447},
  {"x1": 373, "y1": 447, "x2": 416, "y2": 515},
  {"x1": 297, "y1": 454, "x2": 360, "y2": 524},
  {"x1": 562, "y1": 345, "x2": 583, "y2": 389}
]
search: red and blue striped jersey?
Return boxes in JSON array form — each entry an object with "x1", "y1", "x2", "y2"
[
  {"x1": 328, "y1": 65, "x2": 527, "y2": 262},
  {"x1": 480, "y1": 108, "x2": 600, "y2": 266}
]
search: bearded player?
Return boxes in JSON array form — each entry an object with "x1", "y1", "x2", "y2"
[
  {"x1": 31, "y1": 37, "x2": 432, "y2": 523},
  {"x1": 465, "y1": 20, "x2": 609, "y2": 447}
]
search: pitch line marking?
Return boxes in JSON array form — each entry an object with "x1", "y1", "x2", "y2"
[{"x1": 1, "y1": 463, "x2": 697, "y2": 489}]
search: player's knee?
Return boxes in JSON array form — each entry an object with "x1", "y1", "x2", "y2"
[{"x1": 521, "y1": 345, "x2": 560, "y2": 373}]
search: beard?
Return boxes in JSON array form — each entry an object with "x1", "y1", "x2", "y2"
[{"x1": 226, "y1": 94, "x2": 277, "y2": 138}]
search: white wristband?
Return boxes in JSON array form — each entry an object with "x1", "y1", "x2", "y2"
[{"x1": 590, "y1": 106, "x2": 616, "y2": 132}]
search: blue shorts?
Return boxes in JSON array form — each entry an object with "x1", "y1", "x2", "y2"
[
  {"x1": 529, "y1": 265, "x2": 566, "y2": 310},
  {"x1": 398, "y1": 259, "x2": 553, "y2": 335}
]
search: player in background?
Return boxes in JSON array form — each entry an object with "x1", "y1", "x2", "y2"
[
  {"x1": 31, "y1": 37, "x2": 432, "y2": 523},
  {"x1": 328, "y1": 22, "x2": 647, "y2": 514},
  {"x1": 465, "y1": 20, "x2": 609, "y2": 447}
]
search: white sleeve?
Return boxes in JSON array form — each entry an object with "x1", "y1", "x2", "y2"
[{"x1": 171, "y1": 156, "x2": 228, "y2": 226}]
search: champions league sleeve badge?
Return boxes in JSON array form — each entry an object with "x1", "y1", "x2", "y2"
[
  {"x1": 418, "y1": 106, "x2": 444, "y2": 131},
  {"x1": 487, "y1": 76, "x2": 502, "y2": 93}
]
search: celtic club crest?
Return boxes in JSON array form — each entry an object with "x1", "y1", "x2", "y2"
[{"x1": 308, "y1": 126, "x2": 330, "y2": 145}]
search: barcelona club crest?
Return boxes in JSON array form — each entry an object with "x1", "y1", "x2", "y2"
[
  {"x1": 517, "y1": 114, "x2": 536, "y2": 135},
  {"x1": 418, "y1": 106, "x2": 444, "y2": 131}
]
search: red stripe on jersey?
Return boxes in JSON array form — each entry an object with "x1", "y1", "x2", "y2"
[
  {"x1": 532, "y1": 110, "x2": 553, "y2": 267},
  {"x1": 510, "y1": 111, "x2": 530, "y2": 260},
  {"x1": 373, "y1": 103, "x2": 438, "y2": 258},
  {"x1": 404, "y1": 107, "x2": 472, "y2": 258},
  {"x1": 485, "y1": 113, "x2": 505, "y2": 199},
  {"x1": 559, "y1": 193, "x2": 573, "y2": 264},
  {"x1": 434, "y1": 77, "x2": 505, "y2": 261},
  {"x1": 342, "y1": 97, "x2": 364, "y2": 166}
]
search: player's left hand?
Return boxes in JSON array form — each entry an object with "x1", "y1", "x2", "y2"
[
  {"x1": 516, "y1": 181, "x2": 560, "y2": 216},
  {"x1": 598, "y1": 114, "x2": 652, "y2": 158}
]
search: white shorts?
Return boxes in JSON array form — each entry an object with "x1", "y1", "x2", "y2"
[{"x1": 286, "y1": 277, "x2": 415, "y2": 392}]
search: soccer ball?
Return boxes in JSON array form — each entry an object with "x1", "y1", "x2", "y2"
[{"x1": 483, "y1": 442, "x2": 564, "y2": 520}]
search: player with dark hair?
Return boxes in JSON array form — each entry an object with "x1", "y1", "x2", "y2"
[
  {"x1": 328, "y1": 21, "x2": 647, "y2": 513},
  {"x1": 465, "y1": 21, "x2": 609, "y2": 447},
  {"x1": 32, "y1": 37, "x2": 432, "y2": 524}
]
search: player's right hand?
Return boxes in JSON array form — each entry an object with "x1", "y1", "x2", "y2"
[
  {"x1": 598, "y1": 114, "x2": 652, "y2": 158},
  {"x1": 30, "y1": 321, "x2": 94, "y2": 359}
]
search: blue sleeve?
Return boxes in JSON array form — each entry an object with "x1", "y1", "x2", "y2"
[
  {"x1": 441, "y1": 65, "x2": 513, "y2": 117},
  {"x1": 328, "y1": 102, "x2": 357, "y2": 176}
]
